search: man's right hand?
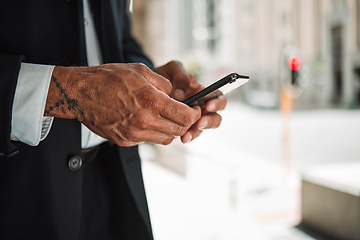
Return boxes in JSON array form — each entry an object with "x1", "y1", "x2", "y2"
[{"x1": 44, "y1": 63, "x2": 201, "y2": 146}]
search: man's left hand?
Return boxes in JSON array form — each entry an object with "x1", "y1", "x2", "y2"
[{"x1": 154, "y1": 61, "x2": 227, "y2": 143}]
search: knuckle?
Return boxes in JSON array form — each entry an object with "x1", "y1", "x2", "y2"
[
  {"x1": 183, "y1": 116, "x2": 195, "y2": 128},
  {"x1": 178, "y1": 127, "x2": 188, "y2": 136},
  {"x1": 127, "y1": 67, "x2": 140, "y2": 79},
  {"x1": 162, "y1": 78, "x2": 173, "y2": 93},
  {"x1": 161, "y1": 136, "x2": 175, "y2": 145},
  {"x1": 134, "y1": 63, "x2": 149, "y2": 74},
  {"x1": 134, "y1": 114, "x2": 151, "y2": 130},
  {"x1": 172, "y1": 126, "x2": 187, "y2": 136},
  {"x1": 145, "y1": 96, "x2": 163, "y2": 110},
  {"x1": 168, "y1": 60, "x2": 182, "y2": 67},
  {"x1": 137, "y1": 89, "x2": 154, "y2": 104}
]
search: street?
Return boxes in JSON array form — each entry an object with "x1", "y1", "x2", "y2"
[{"x1": 140, "y1": 102, "x2": 360, "y2": 240}]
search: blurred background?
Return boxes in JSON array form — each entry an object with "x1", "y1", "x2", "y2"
[{"x1": 131, "y1": 0, "x2": 360, "y2": 239}]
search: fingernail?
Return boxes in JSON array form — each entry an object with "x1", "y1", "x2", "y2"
[
  {"x1": 184, "y1": 133, "x2": 192, "y2": 143},
  {"x1": 207, "y1": 102, "x2": 216, "y2": 111},
  {"x1": 198, "y1": 120, "x2": 208, "y2": 130}
]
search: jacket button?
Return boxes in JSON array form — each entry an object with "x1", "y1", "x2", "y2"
[{"x1": 68, "y1": 156, "x2": 82, "y2": 171}]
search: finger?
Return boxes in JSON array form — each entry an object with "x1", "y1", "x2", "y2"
[
  {"x1": 196, "y1": 113, "x2": 222, "y2": 130},
  {"x1": 112, "y1": 128, "x2": 175, "y2": 146},
  {"x1": 121, "y1": 128, "x2": 176, "y2": 145},
  {"x1": 85, "y1": 123, "x2": 140, "y2": 147},
  {"x1": 136, "y1": 90, "x2": 201, "y2": 135},
  {"x1": 143, "y1": 69, "x2": 173, "y2": 95},
  {"x1": 162, "y1": 61, "x2": 187, "y2": 80},
  {"x1": 143, "y1": 132, "x2": 176, "y2": 145},
  {"x1": 135, "y1": 110, "x2": 192, "y2": 137},
  {"x1": 204, "y1": 95, "x2": 227, "y2": 112},
  {"x1": 181, "y1": 125, "x2": 203, "y2": 143},
  {"x1": 172, "y1": 81, "x2": 203, "y2": 101},
  {"x1": 101, "y1": 114, "x2": 179, "y2": 146},
  {"x1": 172, "y1": 88, "x2": 186, "y2": 101},
  {"x1": 174, "y1": 74, "x2": 201, "y2": 94},
  {"x1": 160, "y1": 99, "x2": 202, "y2": 127},
  {"x1": 163, "y1": 61, "x2": 199, "y2": 90},
  {"x1": 155, "y1": 61, "x2": 204, "y2": 100},
  {"x1": 113, "y1": 139, "x2": 140, "y2": 147}
]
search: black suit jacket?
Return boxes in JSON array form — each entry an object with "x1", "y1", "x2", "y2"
[{"x1": 0, "y1": 0, "x2": 154, "y2": 239}]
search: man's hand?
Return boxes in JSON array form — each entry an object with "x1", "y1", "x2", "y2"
[
  {"x1": 154, "y1": 61, "x2": 227, "y2": 143},
  {"x1": 44, "y1": 63, "x2": 201, "y2": 146}
]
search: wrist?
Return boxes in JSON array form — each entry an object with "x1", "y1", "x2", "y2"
[{"x1": 44, "y1": 66, "x2": 84, "y2": 121}]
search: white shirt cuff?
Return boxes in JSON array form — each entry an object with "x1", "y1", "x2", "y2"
[{"x1": 11, "y1": 63, "x2": 55, "y2": 146}]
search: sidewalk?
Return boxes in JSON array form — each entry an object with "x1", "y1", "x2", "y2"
[{"x1": 140, "y1": 102, "x2": 360, "y2": 240}]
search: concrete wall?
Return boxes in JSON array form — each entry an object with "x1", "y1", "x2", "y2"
[{"x1": 302, "y1": 180, "x2": 360, "y2": 239}]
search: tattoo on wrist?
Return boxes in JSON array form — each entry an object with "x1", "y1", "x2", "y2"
[{"x1": 45, "y1": 76, "x2": 84, "y2": 115}]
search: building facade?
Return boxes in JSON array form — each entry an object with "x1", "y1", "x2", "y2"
[{"x1": 131, "y1": 0, "x2": 360, "y2": 109}]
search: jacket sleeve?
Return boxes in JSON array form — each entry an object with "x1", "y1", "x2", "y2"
[
  {"x1": 122, "y1": 11, "x2": 154, "y2": 69},
  {"x1": 0, "y1": 53, "x2": 24, "y2": 157}
]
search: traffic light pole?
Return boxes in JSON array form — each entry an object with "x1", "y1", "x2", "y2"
[
  {"x1": 280, "y1": 87, "x2": 292, "y2": 174},
  {"x1": 279, "y1": 46, "x2": 303, "y2": 174}
]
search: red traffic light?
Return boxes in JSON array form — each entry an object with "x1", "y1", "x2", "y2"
[{"x1": 288, "y1": 56, "x2": 301, "y2": 71}]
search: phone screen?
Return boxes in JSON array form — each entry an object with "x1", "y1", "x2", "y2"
[{"x1": 182, "y1": 73, "x2": 249, "y2": 106}]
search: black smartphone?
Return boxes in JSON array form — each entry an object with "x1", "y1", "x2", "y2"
[{"x1": 182, "y1": 73, "x2": 249, "y2": 106}]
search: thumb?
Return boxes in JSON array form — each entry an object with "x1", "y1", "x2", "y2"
[{"x1": 145, "y1": 71, "x2": 173, "y2": 95}]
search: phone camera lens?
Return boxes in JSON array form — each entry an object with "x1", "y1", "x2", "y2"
[{"x1": 230, "y1": 73, "x2": 238, "y2": 83}]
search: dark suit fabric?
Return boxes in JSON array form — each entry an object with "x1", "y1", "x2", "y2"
[{"x1": 0, "y1": 0, "x2": 153, "y2": 239}]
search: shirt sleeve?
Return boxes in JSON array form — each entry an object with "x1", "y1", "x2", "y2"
[{"x1": 11, "y1": 63, "x2": 55, "y2": 146}]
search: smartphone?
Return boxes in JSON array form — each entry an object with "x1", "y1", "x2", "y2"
[{"x1": 182, "y1": 73, "x2": 249, "y2": 106}]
